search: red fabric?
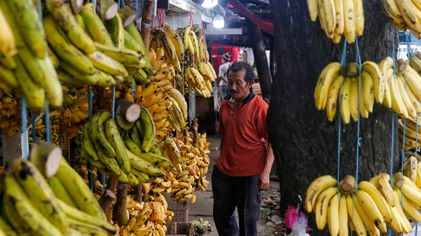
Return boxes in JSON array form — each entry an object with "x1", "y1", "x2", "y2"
[
  {"x1": 231, "y1": 47, "x2": 241, "y2": 61},
  {"x1": 217, "y1": 95, "x2": 269, "y2": 177},
  {"x1": 228, "y1": 0, "x2": 274, "y2": 35}
]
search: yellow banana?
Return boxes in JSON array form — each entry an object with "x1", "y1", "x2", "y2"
[
  {"x1": 340, "y1": 78, "x2": 352, "y2": 124},
  {"x1": 307, "y1": 0, "x2": 318, "y2": 21},
  {"x1": 328, "y1": 193, "x2": 339, "y2": 236},
  {"x1": 305, "y1": 175, "x2": 337, "y2": 212},
  {"x1": 343, "y1": 0, "x2": 355, "y2": 43},
  {"x1": 0, "y1": 8, "x2": 16, "y2": 57},
  {"x1": 314, "y1": 62, "x2": 341, "y2": 110},
  {"x1": 349, "y1": 77, "x2": 359, "y2": 122},
  {"x1": 354, "y1": 0, "x2": 364, "y2": 36},
  {"x1": 345, "y1": 194, "x2": 367, "y2": 236},
  {"x1": 325, "y1": 75, "x2": 342, "y2": 121},
  {"x1": 356, "y1": 190, "x2": 387, "y2": 233},
  {"x1": 314, "y1": 187, "x2": 338, "y2": 230},
  {"x1": 338, "y1": 194, "x2": 348, "y2": 236},
  {"x1": 357, "y1": 181, "x2": 392, "y2": 223}
]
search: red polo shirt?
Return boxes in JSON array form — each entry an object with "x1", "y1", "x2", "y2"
[{"x1": 217, "y1": 93, "x2": 269, "y2": 177}]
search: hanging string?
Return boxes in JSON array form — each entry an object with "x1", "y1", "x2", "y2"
[
  {"x1": 112, "y1": 87, "x2": 116, "y2": 120},
  {"x1": 88, "y1": 88, "x2": 94, "y2": 192},
  {"x1": 118, "y1": 0, "x2": 121, "y2": 10},
  {"x1": 354, "y1": 37, "x2": 363, "y2": 187},
  {"x1": 31, "y1": 110, "x2": 36, "y2": 142},
  {"x1": 45, "y1": 100, "x2": 50, "y2": 142},
  {"x1": 122, "y1": 0, "x2": 125, "y2": 7},
  {"x1": 136, "y1": 0, "x2": 139, "y2": 20},
  {"x1": 21, "y1": 95, "x2": 29, "y2": 160},
  {"x1": 337, "y1": 41, "x2": 347, "y2": 189},
  {"x1": 92, "y1": 0, "x2": 96, "y2": 7}
]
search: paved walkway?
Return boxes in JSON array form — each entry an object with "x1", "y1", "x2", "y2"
[{"x1": 186, "y1": 135, "x2": 281, "y2": 236}]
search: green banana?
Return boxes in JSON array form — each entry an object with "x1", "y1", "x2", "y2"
[
  {"x1": 128, "y1": 22, "x2": 146, "y2": 56},
  {"x1": 12, "y1": 159, "x2": 68, "y2": 234},
  {"x1": 92, "y1": 111, "x2": 116, "y2": 158},
  {"x1": 2, "y1": 192, "x2": 31, "y2": 235},
  {"x1": 0, "y1": 53, "x2": 16, "y2": 69},
  {"x1": 124, "y1": 29, "x2": 143, "y2": 53},
  {"x1": 80, "y1": 148, "x2": 107, "y2": 171},
  {"x1": 55, "y1": 159, "x2": 106, "y2": 220},
  {"x1": 47, "y1": 176, "x2": 78, "y2": 208},
  {"x1": 60, "y1": 62, "x2": 117, "y2": 87},
  {"x1": 94, "y1": 42, "x2": 140, "y2": 64},
  {"x1": 127, "y1": 172, "x2": 140, "y2": 185},
  {"x1": 0, "y1": 66, "x2": 18, "y2": 89},
  {"x1": 105, "y1": 14, "x2": 124, "y2": 48},
  {"x1": 125, "y1": 137, "x2": 171, "y2": 167},
  {"x1": 57, "y1": 70, "x2": 84, "y2": 88},
  {"x1": 0, "y1": 215, "x2": 17, "y2": 236},
  {"x1": 47, "y1": 46, "x2": 60, "y2": 69},
  {"x1": 129, "y1": 67, "x2": 150, "y2": 84},
  {"x1": 126, "y1": 149, "x2": 164, "y2": 177},
  {"x1": 67, "y1": 218, "x2": 107, "y2": 236},
  {"x1": 43, "y1": 15, "x2": 95, "y2": 75},
  {"x1": 80, "y1": 3, "x2": 114, "y2": 46},
  {"x1": 7, "y1": 0, "x2": 47, "y2": 58},
  {"x1": 130, "y1": 168, "x2": 150, "y2": 183},
  {"x1": 76, "y1": 14, "x2": 89, "y2": 34},
  {"x1": 56, "y1": 199, "x2": 116, "y2": 233},
  {"x1": 3, "y1": 174, "x2": 63, "y2": 236},
  {"x1": 116, "y1": 114, "x2": 136, "y2": 130},
  {"x1": 124, "y1": 135, "x2": 142, "y2": 155},
  {"x1": 88, "y1": 51, "x2": 129, "y2": 77},
  {"x1": 139, "y1": 107, "x2": 156, "y2": 152},
  {"x1": 104, "y1": 118, "x2": 131, "y2": 173},
  {"x1": 99, "y1": 156, "x2": 128, "y2": 182},
  {"x1": 131, "y1": 124, "x2": 142, "y2": 146},
  {"x1": 46, "y1": 0, "x2": 97, "y2": 54},
  {"x1": 14, "y1": 57, "x2": 46, "y2": 111},
  {"x1": 82, "y1": 122, "x2": 99, "y2": 161}
]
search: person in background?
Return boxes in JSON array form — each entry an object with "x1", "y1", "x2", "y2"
[
  {"x1": 212, "y1": 62, "x2": 274, "y2": 236},
  {"x1": 218, "y1": 53, "x2": 232, "y2": 102}
]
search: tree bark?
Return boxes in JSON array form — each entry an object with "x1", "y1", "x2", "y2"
[
  {"x1": 268, "y1": 1, "x2": 399, "y2": 234},
  {"x1": 140, "y1": 0, "x2": 154, "y2": 49},
  {"x1": 248, "y1": 19, "x2": 272, "y2": 102}
]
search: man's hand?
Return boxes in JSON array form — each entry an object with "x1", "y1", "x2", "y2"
[{"x1": 258, "y1": 171, "x2": 270, "y2": 191}]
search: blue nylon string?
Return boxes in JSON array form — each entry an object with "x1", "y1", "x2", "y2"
[
  {"x1": 122, "y1": 0, "x2": 126, "y2": 7},
  {"x1": 388, "y1": 28, "x2": 397, "y2": 236},
  {"x1": 88, "y1": 88, "x2": 94, "y2": 192},
  {"x1": 118, "y1": 0, "x2": 121, "y2": 10},
  {"x1": 38, "y1": 0, "x2": 42, "y2": 22},
  {"x1": 354, "y1": 37, "x2": 362, "y2": 187},
  {"x1": 337, "y1": 40, "x2": 347, "y2": 190},
  {"x1": 112, "y1": 86, "x2": 116, "y2": 120},
  {"x1": 93, "y1": 0, "x2": 97, "y2": 7},
  {"x1": 31, "y1": 110, "x2": 36, "y2": 142},
  {"x1": 22, "y1": 95, "x2": 29, "y2": 160},
  {"x1": 46, "y1": 100, "x2": 50, "y2": 142},
  {"x1": 131, "y1": 85, "x2": 136, "y2": 102},
  {"x1": 136, "y1": 0, "x2": 139, "y2": 19}
]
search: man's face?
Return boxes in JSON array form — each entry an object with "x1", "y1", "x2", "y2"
[{"x1": 228, "y1": 69, "x2": 252, "y2": 101}]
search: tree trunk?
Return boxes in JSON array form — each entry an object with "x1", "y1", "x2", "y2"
[
  {"x1": 268, "y1": 1, "x2": 399, "y2": 233},
  {"x1": 248, "y1": 19, "x2": 272, "y2": 102}
]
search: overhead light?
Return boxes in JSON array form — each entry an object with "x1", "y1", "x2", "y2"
[
  {"x1": 213, "y1": 14, "x2": 224, "y2": 28},
  {"x1": 202, "y1": 0, "x2": 218, "y2": 8}
]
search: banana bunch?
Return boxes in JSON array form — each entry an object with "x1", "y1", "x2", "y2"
[
  {"x1": 314, "y1": 61, "x2": 383, "y2": 123},
  {"x1": 0, "y1": 91, "x2": 21, "y2": 136},
  {"x1": 305, "y1": 174, "x2": 414, "y2": 235},
  {"x1": 0, "y1": 0, "x2": 63, "y2": 110},
  {"x1": 379, "y1": 57, "x2": 421, "y2": 119},
  {"x1": 398, "y1": 117, "x2": 421, "y2": 150},
  {"x1": 306, "y1": 0, "x2": 364, "y2": 43},
  {"x1": 0, "y1": 144, "x2": 116, "y2": 236},
  {"x1": 382, "y1": 0, "x2": 421, "y2": 36},
  {"x1": 136, "y1": 48, "x2": 175, "y2": 140},
  {"x1": 80, "y1": 109, "x2": 170, "y2": 185},
  {"x1": 168, "y1": 88, "x2": 188, "y2": 132},
  {"x1": 402, "y1": 155, "x2": 421, "y2": 185},
  {"x1": 114, "y1": 193, "x2": 173, "y2": 236},
  {"x1": 185, "y1": 65, "x2": 212, "y2": 98},
  {"x1": 150, "y1": 29, "x2": 182, "y2": 72},
  {"x1": 157, "y1": 128, "x2": 211, "y2": 203}
]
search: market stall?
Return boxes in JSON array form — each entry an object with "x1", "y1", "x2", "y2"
[{"x1": 0, "y1": 0, "x2": 217, "y2": 235}]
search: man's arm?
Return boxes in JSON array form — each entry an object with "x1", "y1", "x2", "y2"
[{"x1": 258, "y1": 141, "x2": 274, "y2": 191}]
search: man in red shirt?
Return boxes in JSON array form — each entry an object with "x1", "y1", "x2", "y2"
[{"x1": 213, "y1": 62, "x2": 274, "y2": 236}]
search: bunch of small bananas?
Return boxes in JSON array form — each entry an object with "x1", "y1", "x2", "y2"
[
  {"x1": 0, "y1": 142, "x2": 116, "y2": 236},
  {"x1": 0, "y1": 0, "x2": 62, "y2": 110},
  {"x1": 305, "y1": 173, "x2": 419, "y2": 235},
  {"x1": 306, "y1": 0, "x2": 364, "y2": 43},
  {"x1": 185, "y1": 65, "x2": 213, "y2": 98},
  {"x1": 150, "y1": 28, "x2": 182, "y2": 72},
  {"x1": 398, "y1": 117, "x2": 421, "y2": 150},
  {"x1": 0, "y1": 91, "x2": 20, "y2": 136},
  {"x1": 80, "y1": 109, "x2": 171, "y2": 185},
  {"x1": 136, "y1": 48, "x2": 175, "y2": 140},
  {"x1": 156, "y1": 128, "x2": 210, "y2": 203},
  {"x1": 314, "y1": 61, "x2": 383, "y2": 123},
  {"x1": 115, "y1": 193, "x2": 173, "y2": 236},
  {"x1": 379, "y1": 57, "x2": 421, "y2": 119},
  {"x1": 382, "y1": 0, "x2": 421, "y2": 37}
]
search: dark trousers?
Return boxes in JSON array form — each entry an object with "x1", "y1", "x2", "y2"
[{"x1": 212, "y1": 165, "x2": 261, "y2": 236}]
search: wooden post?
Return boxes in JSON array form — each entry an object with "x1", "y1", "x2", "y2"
[
  {"x1": 140, "y1": 0, "x2": 154, "y2": 49},
  {"x1": 2, "y1": 131, "x2": 21, "y2": 164},
  {"x1": 248, "y1": 19, "x2": 272, "y2": 103}
]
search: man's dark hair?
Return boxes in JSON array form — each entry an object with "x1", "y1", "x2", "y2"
[{"x1": 227, "y1": 62, "x2": 256, "y2": 83}]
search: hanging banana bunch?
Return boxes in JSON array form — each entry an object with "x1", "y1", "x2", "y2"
[
  {"x1": 306, "y1": 0, "x2": 364, "y2": 43},
  {"x1": 382, "y1": 0, "x2": 421, "y2": 37}
]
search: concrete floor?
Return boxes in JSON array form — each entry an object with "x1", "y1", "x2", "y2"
[{"x1": 182, "y1": 135, "x2": 280, "y2": 236}]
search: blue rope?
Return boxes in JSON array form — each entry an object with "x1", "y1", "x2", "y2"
[
  {"x1": 92, "y1": 0, "x2": 96, "y2": 7},
  {"x1": 31, "y1": 110, "x2": 36, "y2": 142},
  {"x1": 22, "y1": 95, "x2": 28, "y2": 160},
  {"x1": 122, "y1": 0, "x2": 126, "y2": 7},
  {"x1": 38, "y1": 0, "x2": 42, "y2": 22},
  {"x1": 118, "y1": 0, "x2": 121, "y2": 10},
  {"x1": 88, "y1": 88, "x2": 94, "y2": 192},
  {"x1": 354, "y1": 37, "x2": 362, "y2": 187},
  {"x1": 131, "y1": 85, "x2": 136, "y2": 102},
  {"x1": 112, "y1": 86, "x2": 116, "y2": 120},
  {"x1": 136, "y1": 0, "x2": 139, "y2": 19},
  {"x1": 337, "y1": 41, "x2": 347, "y2": 189},
  {"x1": 45, "y1": 100, "x2": 50, "y2": 142}
]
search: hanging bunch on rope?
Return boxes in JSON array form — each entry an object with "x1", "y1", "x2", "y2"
[
  {"x1": 304, "y1": 173, "x2": 421, "y2": 235},
  {"x1": 0, "y1": 142, "x2": 116, "y2": 236},
  {"x1": 115, "y1": 190, "x2": 174, "y2": 236},
  {"x1": 314, "y1": 61, "x2": 383, "y2": 123},
  {"x1": 379, "y1": 56, "x2": 421, "y2": 119},
  {"x1": 399, "y1": 117, "x2": 421, "y2": 149},
  {"x1": 150, "y1": 125, "x2": 211, "y2": 203},
  {"x1": 0, "y1": 0, "x2": 63, "y2": 110},
  {"x1": 306, "y1": 0, "x2": 364, "y2": 43},
  {"x1": 79, "y1": 106, "x2": 172, "y2": 185},
  {"x1": 382, "y1": 0, "x2": 421, "y2": 36}
]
